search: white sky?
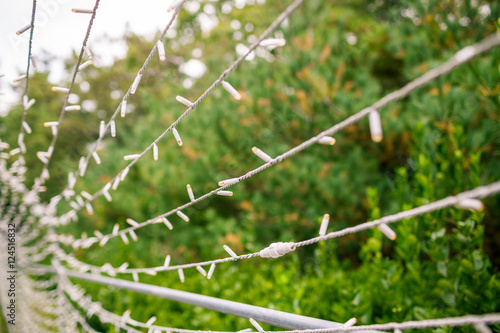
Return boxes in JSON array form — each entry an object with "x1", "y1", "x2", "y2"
[{"x1": 0, "y1": 0, "x2": 182, "y2": 114}]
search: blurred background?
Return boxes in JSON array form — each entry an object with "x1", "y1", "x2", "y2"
[{"x1": 1, "y1": 0, "x2": 500, "y2": 331}]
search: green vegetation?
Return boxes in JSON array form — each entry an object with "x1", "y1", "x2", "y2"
[{"x1": 1, "y1": 0, "x2": 500, "y2": 332}]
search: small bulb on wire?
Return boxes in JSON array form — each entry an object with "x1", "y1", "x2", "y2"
[
  {"x1": 30, "y1": 55, "x2": 38, "y2": 71},
  {"x1": 153, "y1": 143, "x2": 158, "y2": 161},
  {"x1": 124, "y1": 154, "x2": 141, "y2": 160},
  {"x1": 13, "y1": 74, "x2": 27, "y2": 83},
  {"x1": 223, "y1": 245, "x2": 238, "y2": 258},
  {"x1": 217, "y1": 191, "x2": 233, "y2": 196},
  {"x1": 259, "y1": 38, "x2": 286, "y2": 48},
  {"x1": 99, "y1": 236, "x2": 109, "y2": 247},
  {"x1": 81, "y1": 191, "x2": 93, "y2": 200},
  {"x1": 377, "y1": 223, "x2": 397, "y2": 240},
  {"x1": 120, "y1": 233, "x2": 129, "y2": 245},
  {"x1": 164, "y1": 255, "x2": 171, "y2": 267},
  {"x1": 129, "y1": 230, "x2": 138, "y2": 242},
  {"x1": 65, "y1": 105, "x2": 81, "y2": 111},
  {"x1": 110, "y1": 120, "x2": 116, "y2": 137},
  {"x1": 92, "y1": 151, "x2": 101, "y2": 165},
  {"x1": 99, "y1": 121, "x2": 105, "y2": 138},
  {"x1": 117, "y1": 263, "x2": 129, "y2": 273},
  {"x1": 222, "y1": 80, "x2": 241, "y2": 100},
  {"x1": 112, "y1": 177, "x2": 121, "y2": 190},
  {"x1": 318, "y1": 136, "x2": 336, "y2": 145},
  {"x1": 130, "y1": 73, "x2": 142, "y2": 94},
  {"x1": 103, "y1": 190, "x2": 112, "y2": 202},
  {"x1": 176, "y1": 210, "x2": 189, "y2": 222},
  {"x1": 145, "y1": 316, "x2": 157, "y2": 327},
  {"x1": 84, "y1": 45, "x2": 93, "y2": 60},
  {"x1": 78, "y1": 60, "x2": 92, "y2": 71},
  {"x1": 22, "y1": 121, "x2": 32, "y2": 134},
  {"x1": 455, "y1": 198, "x2": 484, "y2": 211},
  {"x1": 207, "y1": 263, "x2": 216, "y2": 279},
  {"x1": 79, "y1": 157, "x2": 88, "y2": 177},
  {"x1": 218, "y1": 178, "x2": 239, "y2": 186},
  {"x1": 52, "y1": 87, "x2": 69, "y2": 93},
  {"x1": 186, "y1": 184, "x2": 195, "y2": 201},
  {"x1": 319, "y1": 214, "x2": 330, "y2": 236},
  {"x1": 24, "y1": 99, "x2": 35, "y2": 110},
  {"x1": 249, "y1": 318, "x2": 264, "y2": 333},
  {"x1": 126, "y1": 218, "x2": 139, "y2": 227},
  {"x1": 162, "y1": 217, "x2": 173, "y2": 230},
  {"x1": 168, "y1": 0, "x2": 184, "y2": 12},
  {"x1": 120, "y1": 167, "x2": 130, "y2": 181},
  {"x1": 178, "y1": 268, "x2": 185, "y2": 283},
  {"x1": 343, "y1": 318, "x2": 357, "y2": 328},
  {"x1": 121, "y1": 100, "x2": 127, "y2": 117},
  {"x1": 196, "y1": 265, "x2": 207, "y2": 277}
]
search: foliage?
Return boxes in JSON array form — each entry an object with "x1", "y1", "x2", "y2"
[{"x1": 1, "y1": 0, "x2": 499, "y2": 332}]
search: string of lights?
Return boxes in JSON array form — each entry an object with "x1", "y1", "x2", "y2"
[
  {"x1": 54, "y1": 33, "x2": 500, "y2": 249},
  {"x1": 50, "y1": 181, "x2": 499, "y2": 282},
  {"x1": 45, "y1": 0, "x2": 189, "y2": 209},
  {"x1": 49, "y1": 0, "x2": 305, "y2": 226},
  {"x1": 30, "y1": 0, "x2": 101, "y2": 191},
  {"x1": 15, "y1": 0, "x2": 38, "y2": 163},
  {"x1": 2, "y1": 0, "x2": 499, "y2": 332}
]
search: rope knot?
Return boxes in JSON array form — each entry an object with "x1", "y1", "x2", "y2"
[{"x1": 259, "y1": 242, "x2": 296, "y2": 258}]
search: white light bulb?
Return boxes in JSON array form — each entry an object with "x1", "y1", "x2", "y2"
[{"x1": 222, "y1": 80, "x2": 241, "y2": 100}]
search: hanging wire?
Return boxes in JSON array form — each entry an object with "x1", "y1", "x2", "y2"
[{"x1": 49, "y1": 0, "x2": 306, "y2": 217}]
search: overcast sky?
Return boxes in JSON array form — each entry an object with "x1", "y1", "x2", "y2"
[{"x1": 0, "y1": 0, "x2": 182, "y2": 114}]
